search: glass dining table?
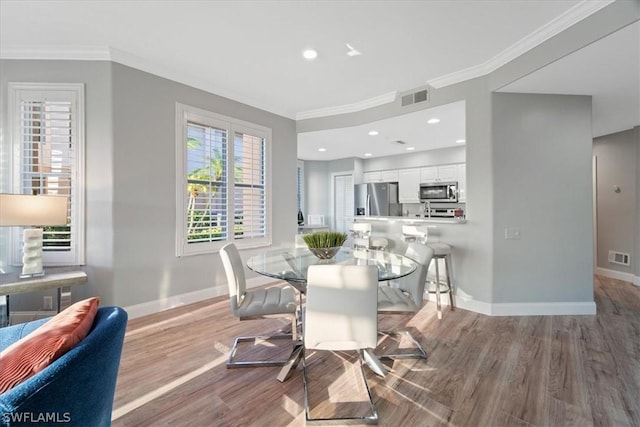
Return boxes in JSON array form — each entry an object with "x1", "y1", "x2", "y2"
[
  {"x1": 246, "y1": 246, "x2": 418, "y2": 293},
  {"x1": 246, "y1": 246, "x2": 419, "y2": 382}
]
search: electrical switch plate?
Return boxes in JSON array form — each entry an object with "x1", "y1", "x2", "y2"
[
  {"x1": 43, "y1": 296, "x2": 53, "y2": 310},
  {"x1": 504, "y1": 227, "x2": 521, "y2": 240}
]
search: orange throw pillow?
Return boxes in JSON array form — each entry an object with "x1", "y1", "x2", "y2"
[{"x1": 0, "y1": 296, "x2": 100, "y2": 394}]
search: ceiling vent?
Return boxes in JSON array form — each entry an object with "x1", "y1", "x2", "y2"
[
  {"x1": 392, "y1": 140, "x2": 406, "y2": 145},
  {"x1": 401, "y1": 89, "x2": 429, "y2": 107}
]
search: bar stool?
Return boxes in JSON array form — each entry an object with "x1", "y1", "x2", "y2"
[
  {"x1": 402, "y1": 225, "x2": 454, "y2": 320},
  {"x1": 369, "y1": 237, "x2": 388, "y2": 250},
  {"x1": 427, "y1": 242, "x2": 455, "y2": 320},
  {"x1": 352, "y1": 222, "x2": 371, "y2": 250}
]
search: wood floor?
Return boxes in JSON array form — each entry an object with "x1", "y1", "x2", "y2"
[{"x1": 111, "y1": 276, "x2": 640, "y2": 426}]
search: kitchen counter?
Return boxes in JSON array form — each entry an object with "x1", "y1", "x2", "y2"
[{"x1": 353, "y1": 216, "x2": 466, "y2": 224}]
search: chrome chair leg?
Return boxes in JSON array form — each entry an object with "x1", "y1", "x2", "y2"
[
  {"x1": 376, "y1": 330, "x2": 427, "y2": 360},
  {"x1": 302, "y1": 349, "x2": 379, "y2": 424}
]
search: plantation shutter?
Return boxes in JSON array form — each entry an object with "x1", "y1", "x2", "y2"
[
  {"x1": 9, "y1": 83, "x2": 85, "y2": 266},
  {"x1": 233, "y1": 131, "x2": 266, "y2": 240},
  {"x1": 186, "y1": 122, "x2": 228, "y2": 243}
]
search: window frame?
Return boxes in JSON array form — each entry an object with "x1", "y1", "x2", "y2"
[
  {"x1": 7, "y1": 82, "x2": 86, "y2": 267},
  {"x1": 175, "y1": 103, "x2": 272, "y2": 256}
]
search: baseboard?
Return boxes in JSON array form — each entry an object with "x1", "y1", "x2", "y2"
[
  {"x1": 427, "y1": 289, "x2": 596, "y2": 316},
  {"x1": 488, "y1": 301, "x2": 596, "y2": 316},
  {"x1": 596, "y1": 267, "x2": 639, "y2": 286},
  {"x1": 123, "y1": 275, "x2": 277, "y2": 320}
]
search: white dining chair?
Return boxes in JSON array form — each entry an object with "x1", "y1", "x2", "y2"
[
  {"x1": 220, "y1": 243, "x2": 299, "y2": 368},
  {"x1": 303, "y1": 264, "x2": 380, "y2": 423},
  {"x1": 377, "y1": 243, "x2": 435, "y2": 359}
]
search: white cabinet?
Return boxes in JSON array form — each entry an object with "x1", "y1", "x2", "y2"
[
  {"x1": 457, "y1": 164, "x2": 466, "y2": 202},
  {"x1": 398, "y1": 168, "x2": 421, "y2": 203},
  {"x1": 364, "y1": 170, "x2": 398, "y2": 183},
  {"x1": 380, "y1": 169, "x2": 399, "y2": 182},
  {"x1": 363, "y1": 171, "x2": 382, "y2": 183},
  {"x1": 420, "y1": 164, "x2": 460, "y2": 183},
  {"x1": 420, "y1": 166, "x2": 438, "y2": 183},
  {"x1": 437, "y1": 165, "x2": 458, "y2": 182}
]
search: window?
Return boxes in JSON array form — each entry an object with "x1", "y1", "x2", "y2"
[
  {"x1": 176, "y1": 104, "x2": 271, "y2": 256},
  {"x1": 7, "y1": 83, "x2": 85, "y2": 266}
]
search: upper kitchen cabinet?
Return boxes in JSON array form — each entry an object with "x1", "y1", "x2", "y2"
[
  {"x1": 420, "y1": 164, "x2": 459, "y2": 183},
  {"x1": 398, "y1": 168, "x2": 421, "y2": 203},
  {"x1": 364, "y1": 170, "x2": 398, "y2": 183},
  {"x1": 363, "y1": 171, "x2": 382, "y2": 183},
  {"x1": 381, "y1": 169, "x2": 399, "y2": 182}
]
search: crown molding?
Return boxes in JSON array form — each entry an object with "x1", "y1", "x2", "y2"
[
  {"x1": 0, "y1": 0, "x2": 615, "y2": 118},
  {"x1": 0, "y1": 44, "x2": 111, "y2": 60},
  {"x1": 427, "y1": 0, "x2": 616, "y2": 88},
  {"x1": 295, "y1": 91, "x2": 398, "y2": 121},
  {"x1": 0, "y1": 45, "x2": 296, "y2": 119}
]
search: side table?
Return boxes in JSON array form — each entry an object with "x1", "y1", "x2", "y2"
[{"x1": 0, "y1": 267, "x2": 88, "y2": 327}]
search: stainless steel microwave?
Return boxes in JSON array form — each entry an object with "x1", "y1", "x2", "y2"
[{"x1": 419, "y1": 182, "x2": 458, "y2": 203}]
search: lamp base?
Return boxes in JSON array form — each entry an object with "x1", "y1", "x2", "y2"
[{"x1": 22, "y1": 228, "x2": 44, "y2": 278}]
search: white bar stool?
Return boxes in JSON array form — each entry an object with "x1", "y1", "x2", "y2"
[{"x1": 352, "y1": 222, "x2": 371, "y2": 250}]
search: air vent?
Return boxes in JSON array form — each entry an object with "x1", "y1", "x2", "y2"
[
  {"x1": 401, "y1": 89, "x2": 429, "y2": 107},
  {"x1": 393, "y1": 140, "x2": 406, "y2": 145},
  {"x1": 608, "y1": 250, "x2": 630, "y2": 266}
]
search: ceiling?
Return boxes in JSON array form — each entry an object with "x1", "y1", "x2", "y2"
[{"x1": 1, "y1": 1, "x2": 636, "y2": 161}]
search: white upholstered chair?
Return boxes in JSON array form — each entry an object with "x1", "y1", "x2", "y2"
[
  {"x1": 303, "y1": 264, "x2": 380, "y2": 423},
  {"x1": 220, "y1": 243, "x2": 298, "y2": 368},
  {"x1": 377, "y1": 243, "x2": 435, "y2": 359}
]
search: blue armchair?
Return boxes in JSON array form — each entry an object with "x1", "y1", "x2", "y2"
[{"x1": 0, "y1": 306, "x2": 128, "y2": 427}]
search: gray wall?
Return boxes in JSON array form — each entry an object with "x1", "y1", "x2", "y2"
[
  {"x1": 593, "y1": 127, "x2": 639, "y2": 277},
  {"x1": 0, "y1": 59, "x2": 297, "y2": 308},
  {"x1": 304, "y1": 160, "x2": 329, "y2": 221},
  {"x1": 0, "y1": 60, "x2": 115, "y2": 306},
  {"x1": 492, "y1": 93, "x2": 594, "y2": 303},
  {"x1": 110, "y1": 63, "x2": 297, "y2": 307}
]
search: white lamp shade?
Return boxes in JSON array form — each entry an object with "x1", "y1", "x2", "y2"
[{"x1": 0, "y1": 194, "x2": 68, "y2": 226}]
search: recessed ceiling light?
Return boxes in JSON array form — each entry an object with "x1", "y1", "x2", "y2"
[
  {"x1": 345, "y1": 43, "x2": 362, "y2": 57},
  {"x1": 302, "y1": 49, "x2": 318, "y2": 60},
  {"x1": 364, "y1": 153, "x2": 373, "y2": 157},
  {"x1": 456, "y1": 139, "x2": 466, "y2": 144},
  {"x1": 427, "y1": 118, "x2": 440, "y2": 124},
  {"x1": 406, "y1": 147, "x2": 415, "y2": 151},
  {"x1": 368, "y1": 130, "x2": 379, "y2": 136},
  {"x1": 318, "y1": 148, "x2": 326, "y2": 152}
]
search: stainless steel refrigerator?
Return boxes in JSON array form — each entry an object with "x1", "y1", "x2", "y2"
[{"x1": 354, "y1": 182, "x2": 402, "y2": 216}]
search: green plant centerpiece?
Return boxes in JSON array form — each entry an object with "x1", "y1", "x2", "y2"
[{"x1": 302, "y1": 231, "x2": 348, "y2": 259}]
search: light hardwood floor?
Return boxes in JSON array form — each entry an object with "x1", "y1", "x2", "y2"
[{"x1": 112, "y1": 276, "x2": 639, "y2": 426}]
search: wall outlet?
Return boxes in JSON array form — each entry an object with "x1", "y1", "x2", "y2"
[
  {"x1": 504, "y1": 227, "x2": 521, "y2": 240},
  {"x1": 43, "y1": 296, "x2": 53, "y2": 311}
]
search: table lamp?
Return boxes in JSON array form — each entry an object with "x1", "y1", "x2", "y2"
[{"x1": 0, "y1": 194, "x2": 69, "y2": 278}]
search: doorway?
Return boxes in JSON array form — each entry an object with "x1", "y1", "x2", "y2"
[{"x1": 332, "y1": 172, "x2": 354, "y2": 233}]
